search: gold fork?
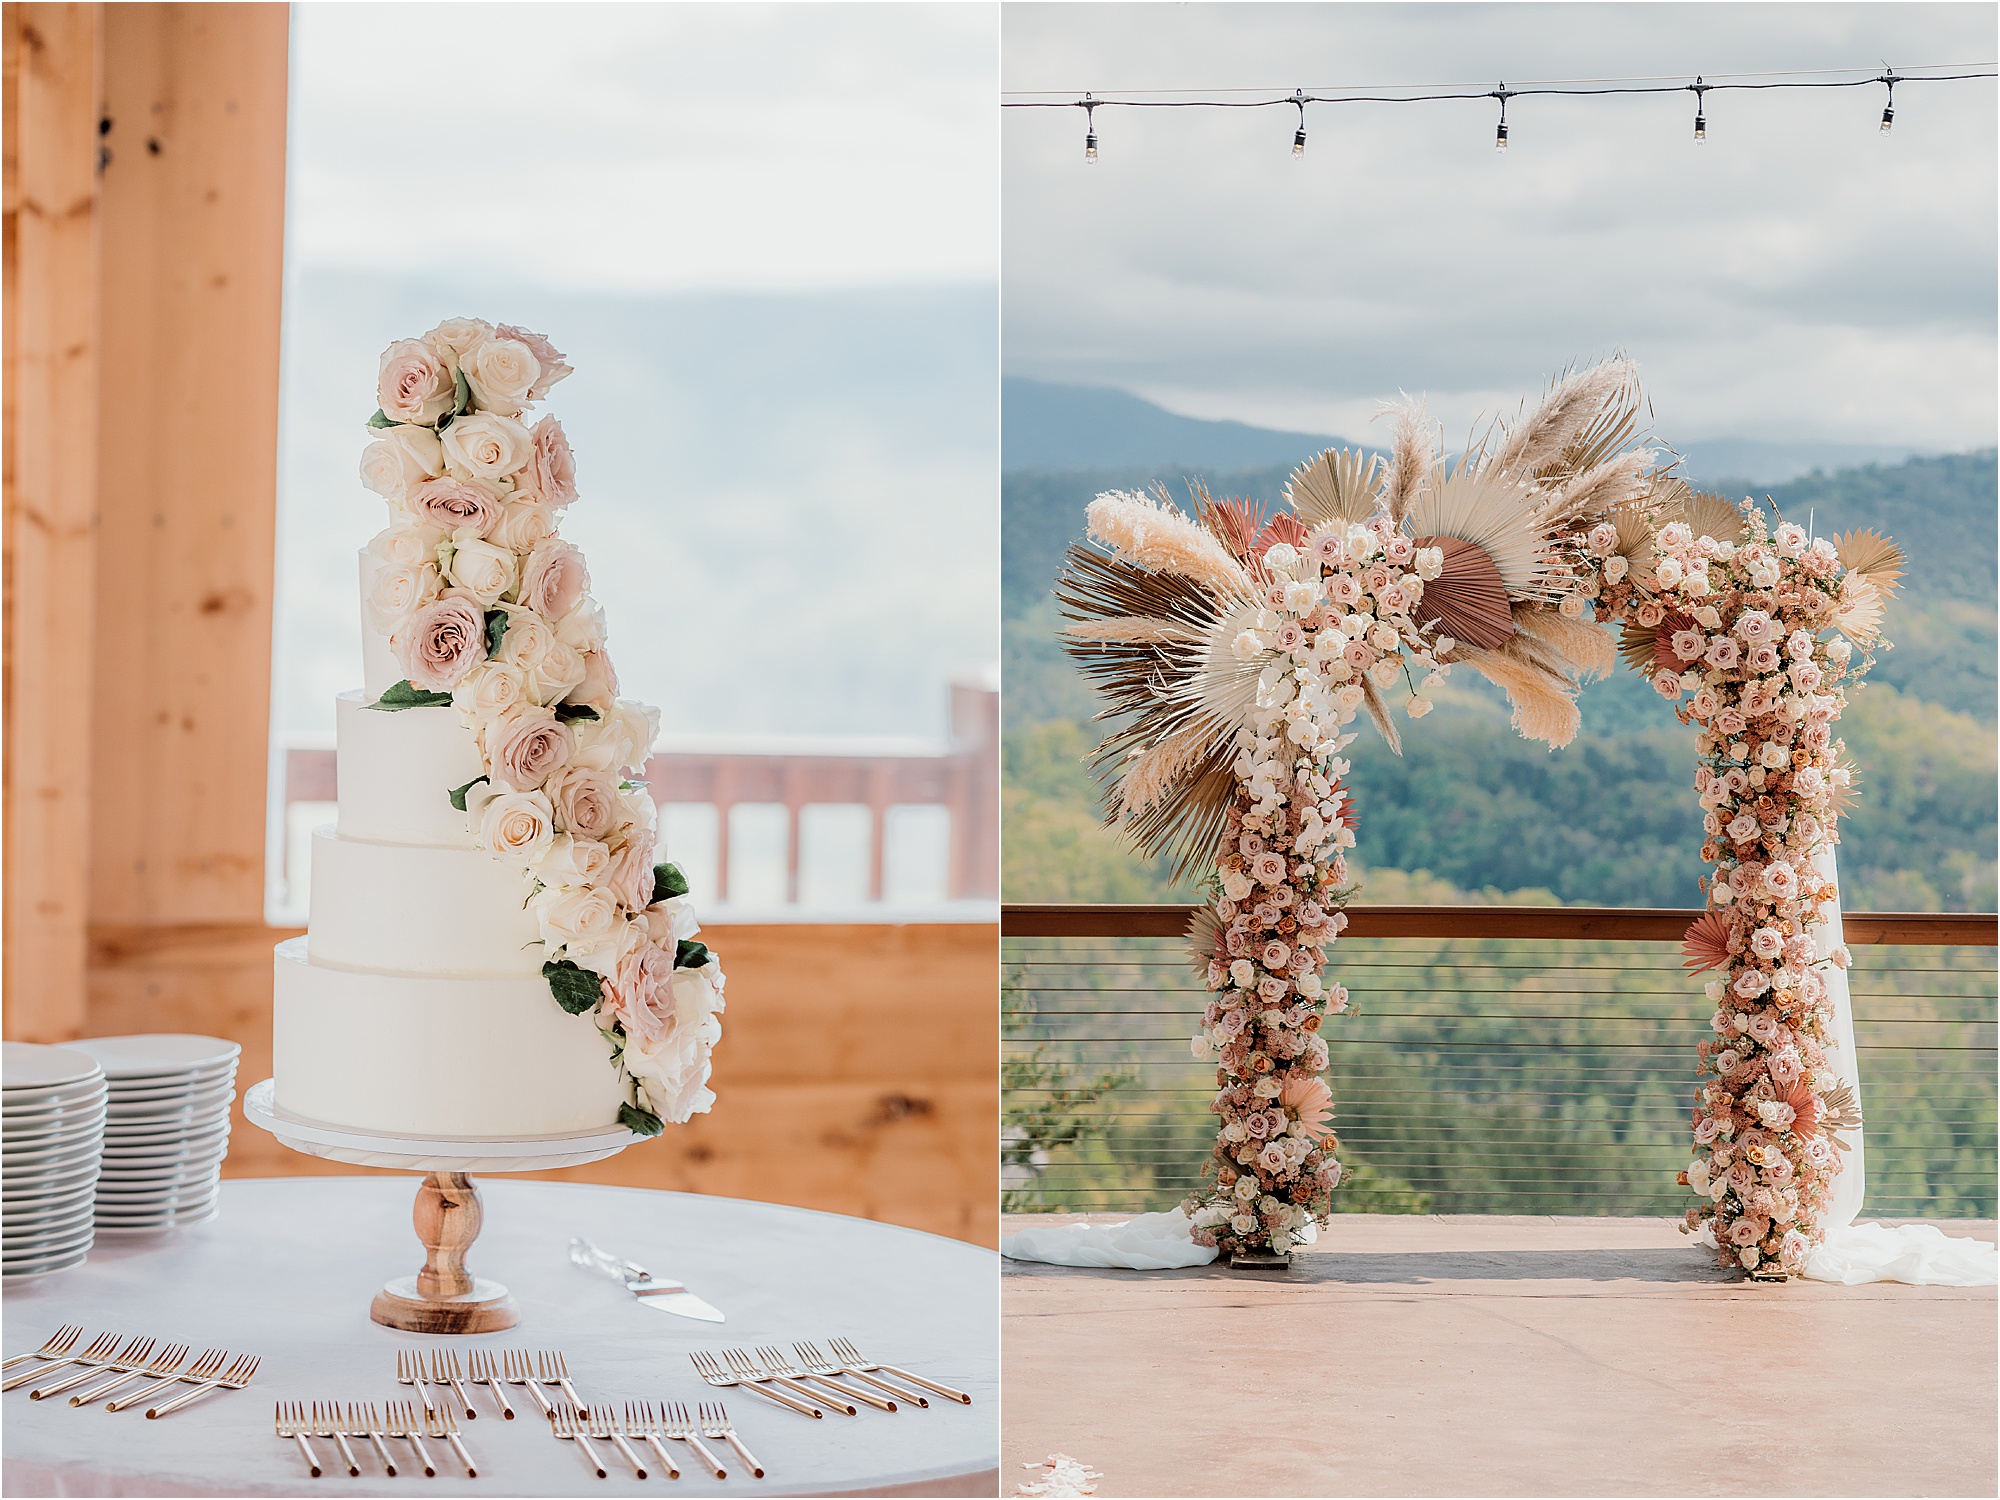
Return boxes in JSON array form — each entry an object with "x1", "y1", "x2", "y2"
[
  {"x1": 354, "y1": 1401, "x2": 396, "y2": 1476},
  {"x1": 395, "y1": 1348, "x2": 437, "y2": 1419},
  {"x1": 427, "y1": 1401, "x2": 476, "y2": 1477},
  {"x1": 71, "y1": 1342, "x2": 189, "y2": 1407},
  {"x1": 626, "y1": 1402, "x2": 679, "y2": 1479},
  {"x1": 690, "y1": 1349, "x2": 822, "y2": 1417},
  {"x1": 386, "y1": 1400, "x2": 436, "y2": 1477},
  {"x1": 31, "y1": 1336, "x2": 153, "y2": 1401},
  {"x1": 0, "y1": 1324, "x2": 84, "y2": 1373},
  {"x1": 549, "y1": 1402, "x2": 605, "y2": 1478},
  {"x1": 148, "y1": 1352, "x2": 259, "y2": 1418},
  {"x1": 770, "y1": 1343, "x2": 896, "y2": 1412},
  {"x1": 829, "y1": 1336, "x2": 972, "y2": 1404},
  {"x1": 276, "y1": 1401, "x2": 321, "y2": 1477},
  {"x1": 699, "y1": 1401, "x2": 766, "y2": 1478},
  {"x1": 664, "y1": 1400, "x2": 728, "y2": 1478},
  {"x1": 590, "y1": 1407, "x2": 648, "y2": 1477},
  {"x1": 503, "y1": 1349, "x2": 555, "y2": 1417},
  {"x1": 108, "y1": 1347, "x2": 225, "y2": 1412},
  {"x1": 429, "y1": 1347, "x2": 477, "y2": 1419},
  {"x1": 740, "y1": 1347, "x2": 856, "y2": 1415},
  {"x1": 312, "y1": 1400, "x2": 360, "y2": 1476},
  {"x1": 466, "y1": 1348, "x2": 513, "y2": 1419},
  {"x1": 2, "y1": 1330, "x2": 120, "y2": 1392},
  {"x1": 536, "y1": 1350, "x2": 584, "y2": 1413},
  {"x1": 799, "y1": 1339, "x2": 929, "y2": 1407}
]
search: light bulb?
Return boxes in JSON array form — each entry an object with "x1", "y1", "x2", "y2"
[
  {"x1": 1292, "y1": 127, "x2": 1306, "y2": 159},
  {"x1": 1085, "y1": 129, "x2": 1098, "y2": 163},
  {"x1": 1879, "y1": 103, "x2": 1894, "y2": 133},
  {"x1": 1495, "y1": 120, "x2": 1509, "y2": 153},
  {"x1": 1694, "y1": 112, "x2": 1707, "y2": 142}
]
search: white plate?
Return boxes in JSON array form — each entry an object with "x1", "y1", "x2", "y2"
[
  {"x1": 1, "y1": 1117, "x2": 106, "y2": 1149},
  {"x1": 1, "y1": 1247, "x2": 92, "y2": 1278},
  {"x1": 92, "y1": 1177, "x2": 219, "y2": 1204},
  {"x1": 104, "y1": 1065, "x2": 237, "y2": 1094},
  {"x1": 92, "y1": 1206, "x2": 218, "y2": 1237},
  {"x1": 2, "y1": 1160, "x2": 102, "y2": 1192},
  {"x1": 106, "y1": 1091, "x2": 234, "y2": 1118},
  {"x1": 2, "y1": 1218, "x2": 93, "y2": 1250},
  {"x1": 94, "y1": 1169, "x2": 223, "y2": 1193},
  {"x1": 102, "y1": 1123, "x2": 229, "y2": 1151},
  {"x1": 107, "y1": 1081, "x2": 235, "y2": 1109},
  {"x1": 94, "y1": 1201, "x2": 219, "y2": 1227},
  {"x1": 65, "y1": 1035, "x2": 241, "y2": 1079},
  {"x1": 1, "y1": 1044, "x2": 105, "y2": 1091},
  {"x1": 94, "y1": 1155, "x2": 221, "y2": 1178},
  {"x1": 1, "y1": 1229, "x2": 95, "y2": 1262},
  {"x1": 1, "y1": 1148, "x2": 104, "y2": 1178},
  {"x1": 2, "y1": 1084, "x2": 109, "y2": 1116},
  {"x1": 99, "y1": 1144, "x2": 227, "y2": 1170},
  {"x1": 101, "y1": 1116, "x2": 228, "y2": 1144},
  {"x1": 2, "y1": 1197, "x2": 98, "y2": 1230}
]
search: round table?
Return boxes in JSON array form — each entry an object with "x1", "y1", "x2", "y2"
[{"x1": 1, "y1": 1178, "x2": 997, "y2": 1497}]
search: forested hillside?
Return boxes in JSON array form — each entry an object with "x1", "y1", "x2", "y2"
[{"x1": 1003, "y1": 451, "x2": 1997, "y2": 911}]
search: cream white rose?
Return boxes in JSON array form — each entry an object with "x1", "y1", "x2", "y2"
[
  {"x1": 450, "y1": 659, "x2": 528, "y2": 723},
  {"x1": 531, "y1": 883, "x2": 624, "y2": 959},
  {"x1": 525, "y1": 638, "x2": 587, "y2": 705},
  {"x1": 423, "y1": 317, "x2": 495, "y2": 363},
  {"x1": 441, "y1": 412, "x2": 534, "y2": 480},
  {"x1": 459, "y1": 337, "x2": 542, "y2": 417},
  {"x1": 477, "y1": 788, "x2": 555, "y2": 863},
  {"x1": 369, "y1": 522, "x2": 446, "y2": 569},
  {"x1": 376, "y1": 338, "x2": 456, "y2": 425},
  {"x1": 571, "y1": 700, "x2": 660, "y2": 775},
  {"x1": 445, "y1": 532, "x2": 518, "y2": 605},
  {"x1": 360, "y1": 425, "x2": 443, "y2": 500},
  {"x1": 533, "y1": 832, "x2": 612, "y2": 889},
  {"x1": 365, "y1": 560, "x2": 440, "y2": 634},
  {"x1": 488, "y1": 497, "x2": 556, "y2": 553}
]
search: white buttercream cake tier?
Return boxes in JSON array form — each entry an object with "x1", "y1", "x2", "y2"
[
  {"x1": 335, "y1": 690, "x2": 483, "y2": 847},
  {"x1": 305, "y1": 826, "x2": 544, "y2": 977},
  {"x1": 272, "y1": 939, "x2": 623, "y2": 1137}
]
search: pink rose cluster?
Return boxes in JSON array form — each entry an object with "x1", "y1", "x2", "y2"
[
  {"x1": 359, "y1": 319, "x2": 723, "y2": 1129},
  {"x1": 1581, "y1": 500, "x2": 1880, "y2": 1277}
]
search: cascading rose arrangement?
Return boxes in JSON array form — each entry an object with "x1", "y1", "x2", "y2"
[
  {"x1": 1576, "y1": 498, "x2": 1900, "y2": 1275},
  {"x1": 1059, "y1": 358, "x2": 1898, "y2": 1273},
  {"x1": 357, "y1": 318, "x2": 724, "y2": 1136}
]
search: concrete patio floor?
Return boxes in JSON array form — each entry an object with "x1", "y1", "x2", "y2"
[{"x1": 1002, "y1": 1214, "x2": 1997, "y2": 1498}]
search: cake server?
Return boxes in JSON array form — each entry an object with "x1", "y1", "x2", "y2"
[{"x1": 569, "y1": 1237, "x2": 725, "y2": 1322}]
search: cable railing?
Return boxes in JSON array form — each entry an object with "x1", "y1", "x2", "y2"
[{"x1": 1002, "y1": 905, "x2": 1998, "y2": 1220}]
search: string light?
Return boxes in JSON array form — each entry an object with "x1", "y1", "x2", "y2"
[{"x1": 1002, "y1": 64, "x2": 1993, "y2": 161}]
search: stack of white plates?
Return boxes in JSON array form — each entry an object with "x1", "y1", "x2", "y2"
[
  {"x1": 3, "y1": 1042, "x2": 109, "y2": 1281},
  {"x1": 67, "y1": 1035, "x2": 240, "y2": 1236}
]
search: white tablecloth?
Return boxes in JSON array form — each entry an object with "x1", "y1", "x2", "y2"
[{"x1": 1, "y1": 1178, "x2": 997, "y2": 1497}]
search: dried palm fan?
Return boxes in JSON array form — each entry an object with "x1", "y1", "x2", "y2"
[
  {"x1": 1617, "y1": 606, "x2": 1698, "y2": 678},
  {"x1": 1286, "y1": 446, "x2": 1382, "y2": 527},
  {"x1": 1405, "y1": 463, "x2": 1551, "y2": 598},
  {"x1": 1830, "y1": 528, "x2": 1905, "y2": 644},
  {"x1": 1409, "y1": 534, "x2": 1514, "y2": 650},
  {"x1": 1660, "y1": 487, "x2": 1751, "y2": 546},
  {"x1": 1681, "y1": 909, "x2": 1735, "y2": 972}
]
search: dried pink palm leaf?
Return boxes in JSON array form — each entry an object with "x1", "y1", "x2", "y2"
[
  {"x1": 1411, "y1": 535, "x2": 1514, "y2": 650},
  {"x1": 1682, "y1": 910, "x2": 1735, "y2": 973}
]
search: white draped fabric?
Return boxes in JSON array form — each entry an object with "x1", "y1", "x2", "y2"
[{"x1": 1001, "y1": 1210, "x2": 1216, "y2": 1269}]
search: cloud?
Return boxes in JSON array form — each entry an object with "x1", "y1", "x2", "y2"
[{"x1": 1002, "y1": 2, "x2": 1997, "y2": 447}]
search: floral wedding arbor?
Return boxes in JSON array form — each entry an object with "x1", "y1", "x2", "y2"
[{"x1": 1059, "y1": 360, "x2": 1904, "y2": 1278}]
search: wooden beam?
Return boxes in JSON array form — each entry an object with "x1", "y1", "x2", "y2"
[
  {"x1": 3, "y1": 2, "x2": 103, "y2": 1042},
  {"x1": 90, "y1": 2, "x2": 287, "y2": 925},
  {"x1": 1001, "y1": 903, "x2": 2000, "y2": 946}
]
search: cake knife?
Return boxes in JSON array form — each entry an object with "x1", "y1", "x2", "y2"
[{"x1": 569, "y1": 1238, "x2": 726, "y2": 1323}]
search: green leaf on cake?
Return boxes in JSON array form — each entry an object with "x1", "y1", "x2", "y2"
[
  {"x1": 552, "y1": 702, "x2": 600, "y2": 722},
  {"x1": 619, "y1": 1103, "x2": 665, "y2": 1137},
  {"x1": 542, "y1": 958, "x2": 604, "y2": 1015},
  {"x1": 366, "y1": 408, "x2": 400, "y2": 429},
  {"x1": 652, "y1": 863, "x2": 690, "y2": 904},
  {"x1": 452, "y1": 363, "x2": 472, "y2": 416},
  {"x1": 448, "y1": 775, "x2": 490, "y2": 813},
  {"x1": 674, "y1": 939, "x2": 711, "y2": 970},
  {"x1": 484, "y1": 609, "x2": 509, "y2": 656},
  {"x1": 366, "y1": 680, "x2": 454, "y2": 711}
]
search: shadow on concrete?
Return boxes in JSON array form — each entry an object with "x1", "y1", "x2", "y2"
[{"x1": 1004, "y1": 1247, "x2": 1738, "y2": 1284}]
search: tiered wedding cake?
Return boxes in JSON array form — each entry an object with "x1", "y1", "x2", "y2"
[{"x1": 273, "y1": 319, "x2": 725, "y2": 1141}]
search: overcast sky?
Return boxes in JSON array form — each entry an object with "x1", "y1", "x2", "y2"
[{"x1": 1002, "y1": 2, "x2": 1997, "y2": 450}]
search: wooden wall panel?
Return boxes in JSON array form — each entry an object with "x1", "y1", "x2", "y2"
[
  {"x1": 89, "y1": 3, "x2": 287, "y2": 925},
  {"x1": 90, "y1": 922, "x2": 1002, "y2": 1248},
  {"x1": 2, "y1": 2, "x2": 103, "y2": 1042}
]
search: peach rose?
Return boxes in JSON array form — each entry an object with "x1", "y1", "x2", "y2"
[
  {"x1": 489, "y1": 708, "x2": 575, "y2": 791},
  {"x1": 460, "y1": 337, "x2": 541, "y2": 417},
  {"x1": 547, "y1": 766, "x2": 626, "y2": 842},
  {"x1": 528, "y1": 416, "x2": 578, "y2": 507},
  {"x1": 568, "y1": 650, "x2": 619, "y2": 712},
  {"x1": 410, "y1": 477, "x2": 502, "y2": 536},
  {"x1": 391, "y1": 595, "x2": 487, "y2": 691},
  {"x1": 377, "y1": 338, "x2": 456, "y2": 425},
  {"x1": 497, "y1": 324, "x2": 573, "y2": 401},
  {"x1": 488, "y1": 497, "x2": 556, "y2": 553},
  {"x1": 520, "y1": 539, "x2": 589, "y2": 620},
  {"x1": 477, "y1": 788, "x2": 555, "y2": 862},
  {"x1": 441, "y1": 412, "x2": 533, "y2": 480},
  {"x1": 604, "y1": 831, "x2": 657, "y2": 912},
  {"x1": 450, "y1": 660, "x2": 527, "y2": 724}
]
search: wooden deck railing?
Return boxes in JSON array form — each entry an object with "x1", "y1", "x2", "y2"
[{"x1": 1002, "y1": 904, "x2": 2000, "y2": 945}]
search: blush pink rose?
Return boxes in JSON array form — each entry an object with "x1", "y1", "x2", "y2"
[
  {"x1": 547, "y1": 766, "x2": 626, "y2": 841},
  {"x1": 391, "y1": 596, "x2": 487, "y2": 691},
  {"x1": 377, "y1": 338, "x2": 456, "y2": 425},
  {"x1": 528, "y1": 416, "x2": 578, "y2": 508},
  {"x1": 410, "y1": 477, "x2": 502, "y2": 536},
  {"x1": 605, "y1": 831, "x2": 657, "y2": 913},
  {"x1": 606, "y1": 938, "x2": 675, "y2": 1045},
  {"x1": 489, "y1": 708, "x2": 576, "y2": 791},
  {"x1": 520, "y1": 538, "x2": 589, "y2": 620}
]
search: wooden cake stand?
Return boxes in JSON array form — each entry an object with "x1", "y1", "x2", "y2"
[{"x1": 243, "y1": 1079, "x2": 639, "y2": 1334}]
